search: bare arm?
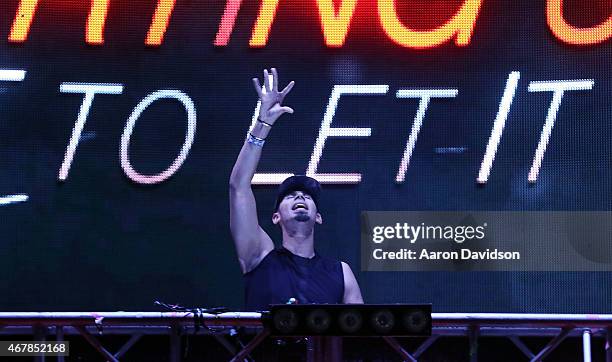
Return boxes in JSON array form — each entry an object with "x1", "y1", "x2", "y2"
[
  {"x1": 341, "y1": 262, "x2": 364, "y2": 303},
  {"x1": 229, "y1": 68, "x2": 295, "y2": 274},
  {"x1": 229, "y1": 137, "x2": 274, "y2": 274}
]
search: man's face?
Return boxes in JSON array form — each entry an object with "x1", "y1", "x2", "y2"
[{"x1": 273, "y1": 190, "x2": 322, "y2": 226}]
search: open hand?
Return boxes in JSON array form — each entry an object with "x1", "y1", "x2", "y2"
[{"x1": 252, "y1": 68, "x2": 295, "y2": 125}]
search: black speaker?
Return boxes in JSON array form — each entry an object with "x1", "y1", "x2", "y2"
[{"x1": 263, "y1": 304, "x2": 431, "y2": 336}]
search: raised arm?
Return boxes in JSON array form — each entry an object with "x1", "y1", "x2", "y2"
[{"x1": 229, "y1": 68, "x2": 295, "y2": 274}]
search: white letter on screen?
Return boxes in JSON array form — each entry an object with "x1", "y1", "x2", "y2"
[
  {"x1": 306, "y1": 85, "x2": 389, "y2": 184},
  {"x1": 395, "y1": 89, "x2": 458, "y2": 183},
  {"x1": 526, "y1": 79, "x2": 594, "y2": 183},
  {"x1": 120, "y1": 90, "x2": 197, "y2": 184},
  {"x1": 0, "y1": 69, "x2": 26, "y2": 82},
  {"x1": 58, "y1": 83, "x2": 124, "y2": 181},
  {"x1": 477, "y1": 71, "x2": 520, "y2": 184},
  {"x1": 0, "y1": 69, "x2": 27, "y2": 205},
  {"x1": 0, "y1": 194, "x2": 29, "y2": 206}
]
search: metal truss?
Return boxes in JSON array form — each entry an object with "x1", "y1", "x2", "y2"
[{"x1": 0, "y1": 312, "x2": 611, "y2": 361}]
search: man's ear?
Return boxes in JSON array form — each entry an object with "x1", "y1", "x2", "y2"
[
  {"x1": 272, "y1": 212, "x2": 280, "y2": 225},
  {"x1": 315, "y1": 212, "x2": 323, "y2": 224}
]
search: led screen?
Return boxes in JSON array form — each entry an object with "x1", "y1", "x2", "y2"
[{"x1": 0, "y1": 0, "x2": 610, "y2": 312}]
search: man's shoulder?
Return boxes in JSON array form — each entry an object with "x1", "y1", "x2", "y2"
[{"x1": 340, "y1": 260, "x2": 351, "y2": 270}]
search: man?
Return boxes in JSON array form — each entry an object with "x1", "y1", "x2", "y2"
[{"x1": 229, "y1": 68, "x2": 363, "y2": 310}]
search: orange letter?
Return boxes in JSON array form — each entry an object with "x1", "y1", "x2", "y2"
[
  {"x1": 9, "y1": 0, "x2": 40, "y2": 42},
  {"x1": 214, "y1": 0, "x2": 244, "y2": 46},
  {"x1": 249, "y1": 0, "x2": 281, "y2": 47},
  {"x1": 377, "y1": 0, "x2": 482, "y2": 49},
  {"x1": 145, "y1": 0, "x2": 177, "y2": 46},
  {"x1": 86, "y1": 0, "x2": 111, "y2": 45},
  {"x1": 10, "y1": 0, "x2": 111, "y2": 45},
  {"x1": 250, "y1": 0, "x2": 359, "y2": 47},
  {"x1": 316, "y1": 0, "x2": 358, "y2": 47},
  {"x1": 547, "y1": 0, "x2": 612, "y2": 45}
]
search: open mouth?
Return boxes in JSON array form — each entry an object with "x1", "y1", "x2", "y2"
[{"x1": 292, "y1": 203, "x2": 308, "y2": 211}]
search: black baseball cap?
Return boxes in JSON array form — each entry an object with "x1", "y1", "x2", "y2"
[{"x1": 274, "y1": 175, "x2": 321, "y2": 212}]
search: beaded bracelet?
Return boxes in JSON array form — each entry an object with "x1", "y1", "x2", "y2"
[{"x1": 247, "y1": 132, "x2": 265, "y2": 147}]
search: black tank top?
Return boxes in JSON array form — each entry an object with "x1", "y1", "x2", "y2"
[{"x1": 243, "y1": 246, "x2": 344, "y2": 310}]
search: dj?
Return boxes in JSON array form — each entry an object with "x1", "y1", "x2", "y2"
[{"x1": 229, "y1": 68, "x2": 363, "y2": 310}]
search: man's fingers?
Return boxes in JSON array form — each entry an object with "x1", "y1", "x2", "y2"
[
  {"x1": 263, "y1": 69, "x2": 272, "y2": 92},
  {"x1": 252, "y1": 78, "x2": 263, "y2": 97},
  {"x1": 271, "y1": 68, "x2": 279, "y2": 91},
  {"x1": 254, "y1": 70, "x2": 291, "y2": 104},
  {"x1": 281, "y1": 81, "x2": 295, "y2": 96}
]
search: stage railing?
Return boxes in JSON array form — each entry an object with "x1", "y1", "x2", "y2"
[{"x1": 1, "y1": 312, "x2": 611, "y2": 362}]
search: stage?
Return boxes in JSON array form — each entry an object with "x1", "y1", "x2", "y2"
[{"x1": 1, "y1": 312, "x2": 611, "y2": 361}]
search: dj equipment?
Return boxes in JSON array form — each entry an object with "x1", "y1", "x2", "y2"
[{"x1": 265, "y1": 304, "x2": 431, "y2": 336}]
